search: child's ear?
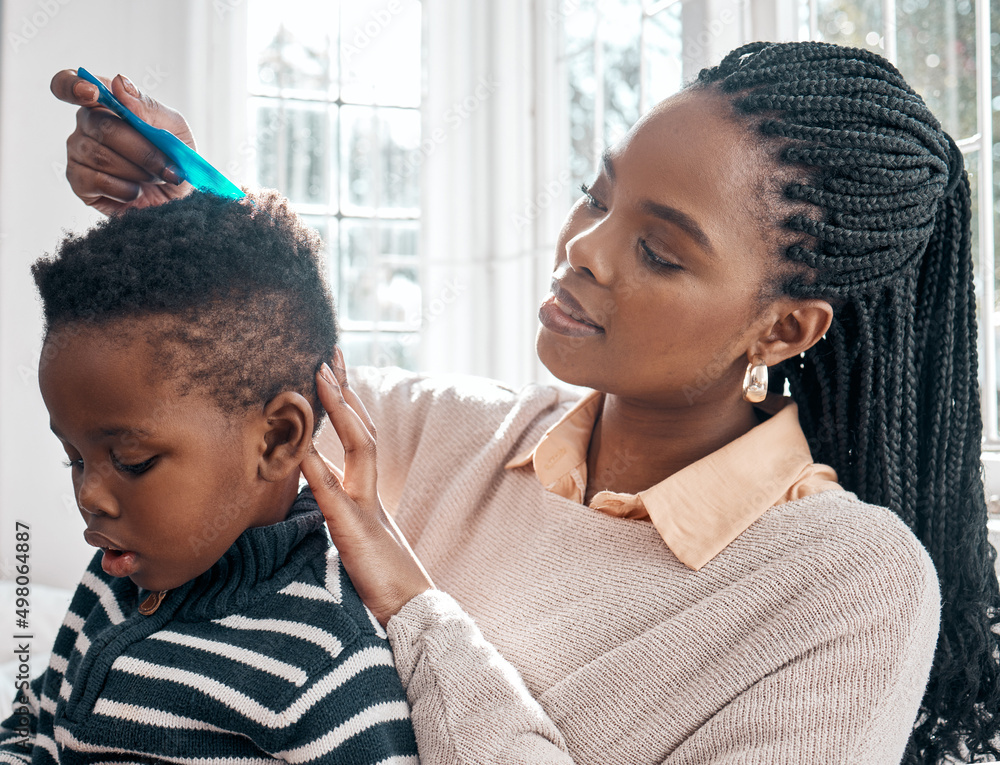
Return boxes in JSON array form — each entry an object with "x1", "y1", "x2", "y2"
[{"x1": 257, "y1": 392, "x2": 314, "y2": 483}]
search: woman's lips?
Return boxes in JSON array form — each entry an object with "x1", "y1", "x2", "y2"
[{"x1": 539, "y1": 294, "x2": 605, "y2": 337}]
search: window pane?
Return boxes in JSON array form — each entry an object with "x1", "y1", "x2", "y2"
[
  {"x1": 339, "y1": 332, "x2": 419, "y2": 369},
  {"x1": 341, "y1": 106, "x2": 421, "y2": 215},
  {"x1": 248, "y1": 0, "x2": 336, "y2": 96},
  {"x1": 251, "y1": 100, "x2": 329, "y2": 206},
  {"x1": 246, "y1": 0, "x2": 425, "y2": 372},
  {"x1": 252, "y1": 100, "x2": 282, "y2": 191},
  {"x1": 341, "y1": 106, "x2": 377, "y2": 211},
  {"x1": 992, "y1": 0, "x2": 1000, "y2": 340},
  {"x1": 564, "y1": 0, "x2": 683, "y2": 204},
  {"x1": 897, "y1": 0, "x2": 977, "y2": 139},
  {"x1": 643, "y1": 4, "x2": 684, "y2": 108},
  {"x1": 601, "y1": 0, "x2": 643, "y2": 148},
  {"x1": 814, "y1": 0, "x2": 883, "y2": 51},
  {"x1": 341, "y1": 219, "x2": 420, "y2": 325},
  {"x1": 568, "y1": 40, "x2": 598, "y2": 197},
  {"x1": 966, "y1": 148, "x2": 994, "y2": 434},
  {"x1": 340, "y1": 0, "x2": 422, "y2": 106},
  {"x1": 299, "y1": 215, "x2": 338, "y2": 293},
  {"x1": 380, "y1": 109, "x2": 422, "y2": 213}
]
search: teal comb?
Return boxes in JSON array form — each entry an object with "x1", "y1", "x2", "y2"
[{"x1": 76, "y1": 67, "x2": 245, "y2": 200}]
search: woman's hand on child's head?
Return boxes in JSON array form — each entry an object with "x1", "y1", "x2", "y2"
[
  {"x1": 302, "y1": 348, "x2": 434, "y2": 627},
  {"x1": 50, "y1": 69, "x2": 195, "y2": 215}
]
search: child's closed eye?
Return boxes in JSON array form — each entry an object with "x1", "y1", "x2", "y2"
[{"x1": 110, "y1": 453, "x2": 157, "y2": 476}]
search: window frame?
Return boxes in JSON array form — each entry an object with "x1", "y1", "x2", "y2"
[{"x1": 244, "y1": 1, "x2": 424, "y2": 370}]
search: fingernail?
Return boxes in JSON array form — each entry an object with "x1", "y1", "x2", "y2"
[
  {"x1": 74, "y1": 82, "x2": 98, "y2": 102},
  {"x1": 162, "y1": 164, "x2": 184, "y2": 185},
  {"x1": 119, "y1": 75, "x2": 139, "y2": 97},
  {"x1": 332, "y1": 346, "x2": 346, "y2": 374},
  {"x1": 320, "y1": 363, "x2": 338, "y2": 387}
]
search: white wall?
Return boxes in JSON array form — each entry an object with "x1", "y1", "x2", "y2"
[{"x1": 0, "y1": 0, "x2": 246, "y2": 589}]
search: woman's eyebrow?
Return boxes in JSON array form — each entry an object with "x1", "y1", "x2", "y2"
[
  {"x1": 639, "y1": 200, "x2": 716, "y2": 258},
  {"x1": 602, "y1": 149, "x2": 616, "y2": 182},
  {"x1": 602, "y1": 150, "x2": 716, "y2": 258}
]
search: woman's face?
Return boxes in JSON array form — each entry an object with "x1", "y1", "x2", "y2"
[{"x1": 537, "y1": 87, "x2": 785, "y2": 407}]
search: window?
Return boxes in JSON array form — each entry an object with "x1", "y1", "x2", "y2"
[
  {"x1": 798, "y1": 0, "x2": 996, "y2": 437},
  {"x1": 794, "y1": 0, "x2": 1000, "y2": 523},
  {"x1": 246, "y1": 0, "x2": 423, "y2": 369},
  {"x1": 562, "y1": 0, "x2": 685, "y2": 206},
  {"x1": 557, "y1": 0, "x2": 999, "y2": 471}
]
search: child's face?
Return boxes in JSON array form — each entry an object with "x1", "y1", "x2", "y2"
[{"x1": 38, "y1": 323, "x2": 289, "y2": 592}]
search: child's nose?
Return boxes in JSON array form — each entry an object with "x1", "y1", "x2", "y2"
[{"x1": 76, "y1": 467, "x2": 120, "y2": 517}]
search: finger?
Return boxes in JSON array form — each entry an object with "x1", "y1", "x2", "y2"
[
  {"x1": 110, "y1": 73, "x2": 197, "y2": 156},
  {"x1": 311, "y1": 444, "x2": 345, "y2": 483},
  {"x1": 50, "y1": 69, "x2": 104, "y2": 106},
  {"x1": 76, "y1": 107, "x2": 183, "y2": 186},
  {"x1": 300, "y1": 445, "x2": 353, "y2": 525},
  {"x1": 330, "y1": 347, "x2": 376, "y2": 440},
  {"x1": 68, "y1": 130, "x2": 159, "y2": 184},
  {"x1": 316, "y1": 365, "x2": 378, "y2": 496},
  {"x1": 66, "y1": 160, "x2": 142, "y2": 205}
]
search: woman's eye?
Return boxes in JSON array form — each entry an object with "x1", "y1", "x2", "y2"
[
  {"x1": 63, "y1": 458, "x2": 84, "y2": 471},
  {"x1": 110, "y1": 453, "x2": 157, "y2": 476},
  {"x1": 580, "y1": 183, "x2": 607, "y2": 212},
  {"x1": 639, "y1": 239, "x2": 682, "y2": 272}
]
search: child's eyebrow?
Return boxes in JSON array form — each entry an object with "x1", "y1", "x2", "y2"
[
  {"x1": 90, "y1": 426, "x2": 154, "y2": 440},
  {"x1": 48, "y1": 423, "x2": 153, "y2": 441}
]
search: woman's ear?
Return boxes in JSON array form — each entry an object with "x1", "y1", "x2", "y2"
[
  {"x1": 257, "y1": 392, "x2": 315, "y2": 483},
  {"x1": 755, "y1": 299, "x2": 834, "y2": 366}
]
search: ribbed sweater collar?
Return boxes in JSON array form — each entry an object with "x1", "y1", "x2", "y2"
[{"x1": 156, "y1": 487, "x2": 326, "y2": 621}]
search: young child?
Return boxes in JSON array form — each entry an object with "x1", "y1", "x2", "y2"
[{"x1": 0, "y1": 191, "x2": 418, "y2": 763}]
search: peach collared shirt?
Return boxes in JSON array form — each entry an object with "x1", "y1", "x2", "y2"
[{"x1": 505, "y1": 391, "x2": 843, "y2": 570}]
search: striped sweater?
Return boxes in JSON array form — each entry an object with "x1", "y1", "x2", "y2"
[{"x1": 0, "y1": 489, "x2": 418, "y2": 764}]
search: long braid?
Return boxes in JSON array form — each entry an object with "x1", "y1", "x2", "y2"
[{"x1": 698, "y1": 41, "x2": 1000, "y2": 762}]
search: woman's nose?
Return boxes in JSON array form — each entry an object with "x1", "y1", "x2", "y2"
[{"x1": 565, "y1": 220, "x2": 615, "y2": 284}]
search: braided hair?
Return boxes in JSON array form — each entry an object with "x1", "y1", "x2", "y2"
[{"x1": 696, "y1": 41, "x2": 1000, "y2": 762}]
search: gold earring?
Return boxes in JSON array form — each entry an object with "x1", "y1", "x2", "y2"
[{"x1": 742, "y1": 356, "x2": 768, "y2": 403}]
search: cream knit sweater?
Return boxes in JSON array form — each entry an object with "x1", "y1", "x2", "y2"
[{"x1": 318, "y1": 367, "x2": 940, "y2": 765}]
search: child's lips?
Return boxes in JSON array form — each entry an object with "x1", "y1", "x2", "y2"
[
  {"x1": 100, "y1": 548, "x2": 138, "y2": 578},
  {"x1": 84, "y1": 530, "x2": 139, "y2": 578}
]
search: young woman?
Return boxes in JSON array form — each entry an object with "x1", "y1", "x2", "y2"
[{"x1": 51, "y1": 41, "x2": 1000, "y2": 763}]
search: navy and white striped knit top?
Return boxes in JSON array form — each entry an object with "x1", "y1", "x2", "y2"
[{"x1": 0, "y1": 489, "x2": 418, "y2": 764}]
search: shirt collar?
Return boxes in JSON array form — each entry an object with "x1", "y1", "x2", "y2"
[
  {"x1": 506, "y1": 392, "x2": 831, "y2": 570},
  {"x1": 505, "y1": 391, "x2": 602, "y2": 487}
]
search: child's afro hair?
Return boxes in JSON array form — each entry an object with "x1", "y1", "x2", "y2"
[{"x1": 32, "y1": 189, "x2": 338, "y2": 431}]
